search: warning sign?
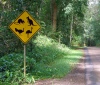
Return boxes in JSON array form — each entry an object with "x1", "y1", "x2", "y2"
[{"x1": 9, "y1": 11, "x2": 40, "y2": 44}]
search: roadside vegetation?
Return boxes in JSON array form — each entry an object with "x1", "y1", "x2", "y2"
[{"x1": 0, "y1": 35, "x2": 83, "y2": 85}]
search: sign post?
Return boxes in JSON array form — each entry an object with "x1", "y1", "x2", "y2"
[
  {"x1": 24, "y1": 45, "x2": 26, "y2": 77},
  {"x1": 9, "y1": 11, "x2": 40, "y2": 77}
]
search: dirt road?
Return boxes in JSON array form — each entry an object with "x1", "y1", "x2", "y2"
[
  {"x1": 85, "y1": 47, "x2": 100, "y2": 85},
  {"x1": 34, "y1": 47, "x2": 100, "y2": 85}
]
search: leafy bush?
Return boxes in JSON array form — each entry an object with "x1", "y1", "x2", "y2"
[
  {"x1": 0, "y1": 53, "x2": 35, "y2": 84},
  {"x1": 32, "y1": 35, "x2": 69, "y2": 64},
  {"x1": 72, "y1": 36, "x2": 83, "y2": 46}
]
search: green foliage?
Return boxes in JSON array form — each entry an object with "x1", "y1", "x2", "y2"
[
  {"x1": 0, "y1": 53, "x2": 35, "y2": 84},
  {"x1": 33, "y1": 47, "x2": 83, "y2": 79},
  {"x1": 32, "y1": 35, "x2": 69, "y2": 64},
  {"x1": 32, "y1": 35, "x2": 81, "y2": 79},
  {"x1": 95, "y1": 40, "x2": 100, "y2": 46},
  {"x1": 64, "y1": 3, "x2": 73, "y2": 15},
  {"x1": 30, "y1": 35, "x2": 82, "y2": 79},
  {"x1": 0, "y1": 81, "x2": 15, "y2": 85},
  {"x1": 0, "y1": 35, "x2": 70, "y2": 83},
  {"x1": 83, "y1": 2, "x2": 100, "y2": 46},
  {"x1": 51, "y1": 50, "x2": 82, "y2": 77},
  {"x1": 0, "y1": 35, "x2": 83, "y2": 84},
  {"x1": 72, "y1": 36, "x2": 84, "y2": 46}
]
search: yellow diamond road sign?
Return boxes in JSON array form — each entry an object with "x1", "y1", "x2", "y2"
[{"x1": 9, "y1": 11, "x2": 40, "y2": 44}]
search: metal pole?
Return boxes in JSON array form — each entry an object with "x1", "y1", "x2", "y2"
[{"x1": 24, "y1": 44, "x2": 26, "y2": 77}]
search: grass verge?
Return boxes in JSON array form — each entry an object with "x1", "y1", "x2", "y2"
[{"x1": 34, "y1": 48, "x2": 83, "y2": 80}]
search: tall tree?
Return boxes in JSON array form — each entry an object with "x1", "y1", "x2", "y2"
[
  {"x1": 70, "y1": 12, "x2": 73, "y2": 45},
  {"x1": 52, "y1": 0, "x2": 57, "y2": 32}
]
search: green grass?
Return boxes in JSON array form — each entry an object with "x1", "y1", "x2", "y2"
[
  {"x1": 34, "y1": 49, "x2": 83, "y2": 80},
  {"x1": 52, "y1": 50, "x2": 82, "y2": 77},
  {"x1": 0, "y1": 81, "x2": 18, "y2": 85},
  {"x1": 31, "y1": 35, "x2": 83, "y2": 80}
]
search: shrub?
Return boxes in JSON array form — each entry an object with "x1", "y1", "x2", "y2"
[
  {"x1": 0, "y1": 53, "x2": 35, "y2": 84},
  {"x1": 32, "y1": 35, "x2": 69, "y2": 64}
]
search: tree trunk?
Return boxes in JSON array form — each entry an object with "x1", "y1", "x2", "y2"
[
  {"x1": 70, "y1": 13, "x2": 73, "y2": 46},
  {"x1": 52, "y1": 0, "x2": 57, "y2": 32}
]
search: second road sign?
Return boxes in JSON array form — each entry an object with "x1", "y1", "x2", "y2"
[{"x1": 9, "y1": 11, "x2": 41, "y2": 44}]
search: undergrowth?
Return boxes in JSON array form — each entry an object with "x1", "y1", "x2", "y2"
[{"x1": 0, "y1": 35, "x2": 83, "y2": 85}]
